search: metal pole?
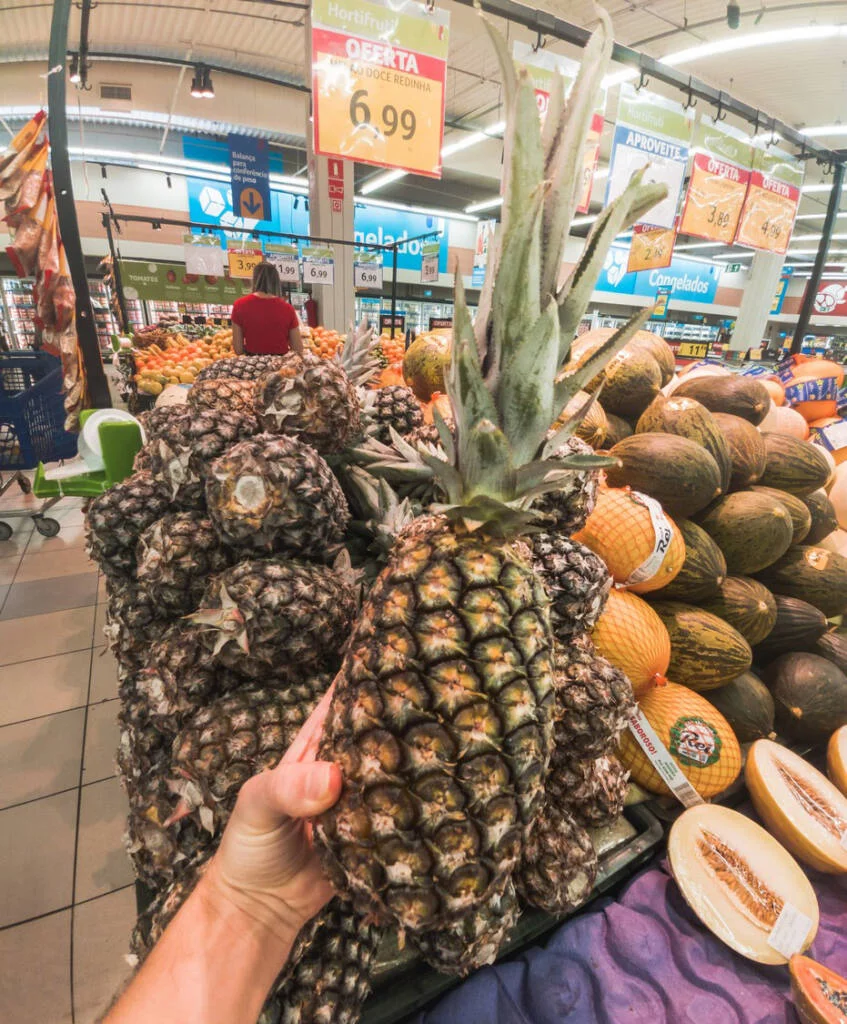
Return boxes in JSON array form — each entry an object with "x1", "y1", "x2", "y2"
[
  {"x1": 102, "y1": 213, "x2": 129, "y2": 334},
  {"x1": 48, "y1": 0, "x2": 111, "y2": 408},
  {"x1": 390, "y1": 243, "x2": 399, "y2": 340},
  {"x1": 792, "y1": 161, "x2": 845, "y2": 354}
]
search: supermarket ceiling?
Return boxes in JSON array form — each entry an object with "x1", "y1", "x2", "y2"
[{"x1": 1, "y1": 0, "x2": 846, "y2": 222}]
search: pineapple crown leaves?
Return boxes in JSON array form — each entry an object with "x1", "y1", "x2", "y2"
[
  {"x1": 430, "y1": 5, "x2": 666, "y2": 527},
  {"x1": 336, "y1": 318, "x2": 380, "y2": 388}
]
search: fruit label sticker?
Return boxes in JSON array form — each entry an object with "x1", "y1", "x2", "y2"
[
  {"x1": 311, "y1": 0, "x2": 450, "y2": 177},
  {"x1": 626, "y1": 708, "x2": 704, "y2": 808},
  {"x1": 627, "y1": 222, "x2": 676, "y2": 274},
  {"x1": 513, "y1": 41, "x2": 605, "y2": 214},
  {"x1": 814, "y1": 419, "x2": 847, "y2": 454},
  {"x1": 679, "y1": 120, "x2": 752, "y2": 244},
  {"x1": 669, "y1": 716, "x2": 722, "y2": 768},
  {"x1": 840, "y1": 830, "x2": 847, "y2": 851},
  {"x1": 767, "y1": 903, "x2": 814, "y2": 959},
  {"x1": 734, "y1": 143, "x2": 804, "y2": 255},
  {"x1": 301, "y1": 245, "x2": 335, "y2": 286},
  {"x1": 625, "y1": 491, "x2": 674, "y2": 586},
  {"x1": 605, "y1": 85, "x2": 694, "y2": 230}
]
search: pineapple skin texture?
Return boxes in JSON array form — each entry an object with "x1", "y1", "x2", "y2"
[{"x1": 315, "y1": 517, "x2": 555, "y2": 934}]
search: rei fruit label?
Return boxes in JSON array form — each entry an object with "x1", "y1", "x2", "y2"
[
  {"x1": 679, "y1": 120, "x2": 752, "y2": 244},
  {"x1": 626, "y1": 707, "x2": 704, "y2": 808},
  {"x1": 734, "y1": 143, "x2": 804, "y2": 256},
  {"x1": 768, "y1": 903, "x2": 814, "y2": 960},
  {"x1": 311, "y1": 0, "x2": 450, "y2": 178},
  {"x1": 625, "y1": 491, "x2": 674, "y2": 585},
  {"x1": 669, "y1": 716, "x2": 722, "y2": 768}
]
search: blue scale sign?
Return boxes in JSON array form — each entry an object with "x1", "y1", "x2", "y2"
[{"x1": 228, "y1": 134, "x2": 271, "y2": 221}]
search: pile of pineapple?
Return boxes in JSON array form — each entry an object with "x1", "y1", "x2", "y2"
[{"x1": 85, "y1": 8, "x2": 668, "y2": 1021}]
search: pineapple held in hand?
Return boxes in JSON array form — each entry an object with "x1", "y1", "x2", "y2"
[{"x1": 314, "y1": 4, "x2": 666, "y2": 974}]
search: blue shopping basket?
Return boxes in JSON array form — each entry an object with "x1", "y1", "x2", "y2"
[{"x1": 0, "y1": 351, "x2": 78, "y2": 470}]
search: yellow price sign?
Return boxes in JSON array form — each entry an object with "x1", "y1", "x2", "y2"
[
  {"x1": 678, "y1": 341, "x2": 710, "y2": 359},
  {"x1": 680, "y1": 153, "x2": 749, "y2": 243},
  {"x1": 627, "y1": 224, "x2": 675, "y2": 274},
  {"x1": 227, "y1": 249, "x2": 263, "y2": 279},
  {"x1": 311, "y1": 0, "x2": 450, "y2": 178},
  {"x1": 735, "y1": 182, "x2": 798, "y2": 255}
]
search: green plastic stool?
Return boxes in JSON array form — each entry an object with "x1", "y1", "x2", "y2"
[{"x1": 33, "y1": 412, "x2": 143, "y2": 499}]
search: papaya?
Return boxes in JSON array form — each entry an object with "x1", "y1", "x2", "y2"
[
  {"x1": 402, "y1": 333, "x2": 450, "y2": 401},
  {"x1": 700, "y1": 576, "x2": 777, "y2": 647},
  {"x1": 712, "y1": 412, "x2": 767, "y2": 490},
  {"x1": 759, "y1": 433, "x2": 833, "y2": 497},
  {"x1": 696, "y1": 491, "x2": 793, "y2": 576},
  {"x1": 755, "y1": 545, "x2": 847, "y2": 618},
  {"x1": 656, "y1": 519, "x2": 726, "y2": 602},
  {"x1": 650, "y1": 600, "x2": 753, "y2": 691},
  {"x1": 600, "y1": 412, "x2": 633, "y2": 449},
  {"x1": 674, "y1": 375, "x2": 771, "y2": 425},
  {"x1": 606, "y1": 433, "x2": 722, "y2": 519},
  {"x1": 637, "y1": 395, "x2": 731, "y2": 495},
  {"x1": 750, "y1": 485, "x2": 812, "y2": 544},
  {"x1": 752, "y1": 596, "x2": 829, "y2": 663},
  {"x1": 764, "y1": 653, "x2": 847, "y2": 743},
  {"x1": 599, "y1": 348, "x2": 663, "y2": 418},
  {"x1": 790, "y1": 955, "x2": 847, "y2": 1024},
  {"x1": 802, "y1": 489, "x2": 838, "y2": 545},
  {"x1": 703, "y1": 671, "x2": 775, "y2": 742}
]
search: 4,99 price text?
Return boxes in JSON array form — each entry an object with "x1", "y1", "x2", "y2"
[{"x1": 350, "y1": 89, "x2": 416, "y2": 140}]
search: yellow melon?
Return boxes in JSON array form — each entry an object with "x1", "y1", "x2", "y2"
[
  {"x1": 828, "y1": 725, "x2": 847, "y2": 796},
  {"x1": 618, "y1": 680, "x2": 742, "y2": 798},
  {"x1": 591, "y1": 588, "x2": 671, "y2": 696},
  {"x1": 763, "y1": 378, "x2": 785, "y2": 406},
  {"x1": 573, "y1": 487, "x2": 684, "y2": 595},
  {"x1": 554, "y1": 390, "x2": 608, "y2": 448}
]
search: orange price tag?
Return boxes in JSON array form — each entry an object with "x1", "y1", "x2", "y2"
[
  {"x1": 680, "y1": 152, "x2": 749, "y2": 243},
  {"x1": 227, "y1": 249, "x2": 263, "y2": 279},
  {"x1": 735, "y1": 182, "x2": 798, "y2": 255},
  {"x1": 627, "y1": 224, "x2": 675, "y2": 273}
]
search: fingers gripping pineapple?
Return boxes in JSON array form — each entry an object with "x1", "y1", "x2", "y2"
[{"x1": 315, "y1": 6, "x2": 666, "y2": 971}]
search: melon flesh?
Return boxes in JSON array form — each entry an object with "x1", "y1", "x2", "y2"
[
  {"x1": 827, "y1": 726, "x2": 847, "y2": 799},
  {"x1": 669, "y1": 804, "x2": 818, "y2": 964},
  {"x1": 746, "y1": 739, "x2": 847, "y2": 874}
]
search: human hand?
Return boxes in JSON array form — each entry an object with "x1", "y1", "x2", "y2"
[{"x1": 200, "y1": 685, "x2": 342, "y2": 946}]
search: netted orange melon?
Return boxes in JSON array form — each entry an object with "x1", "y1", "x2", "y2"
[{"x1": 591, "y1": 588, "x2": 671, "y2": 697}]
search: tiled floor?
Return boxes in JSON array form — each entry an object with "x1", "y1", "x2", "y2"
[{"x1": 0, "y1": 484, "x2": 134, "y2": 1023}]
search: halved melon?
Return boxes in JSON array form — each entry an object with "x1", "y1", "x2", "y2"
[
  {"x1": 668, "y1": 804, "x2": 818, "y2": 964},
  {"x1": 790, "y1": 955, "x2": 847, "y2": 1024},
  {"x1": 827, "y1": 726, "x2": 847, "y2": 798},
  {"x1": 746, "y1": 740, "x2": 847, "y2": 874},
  {"x1": 591, "y1": 589, "x2": 671, "y2": 697}
]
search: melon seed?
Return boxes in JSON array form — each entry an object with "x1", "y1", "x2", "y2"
[
  {"x1": 819, "y1": 977, "x2": 847, "y2": 1015},
  {"x1": 777, "y1": 765, "x2": 847, "y2": 839},
  {"x1": 697, "y1": 829, "x2": 783, "y2": 927}
]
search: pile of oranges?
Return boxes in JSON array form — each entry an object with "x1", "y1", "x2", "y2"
[
  {"x1": 377, "y1": 331, "x2": 405, "y2": 365},
  {"x1": 132, "y1": 330, "x2": 234, "y2": 395},
  {"x1": 304, "y1": 326, "x2": 343, "y2": 359}
]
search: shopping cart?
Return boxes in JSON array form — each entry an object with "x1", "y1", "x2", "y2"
[{"x1": 0, "y1": 351, "x2": 78, "y2": 540}]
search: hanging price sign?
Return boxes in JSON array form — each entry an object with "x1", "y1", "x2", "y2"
[
  {"x1": 420, "y1": 241, "x2": 440, "y2": 283},
  {"x1": 226, "y1": 247, "x2": 263, "y2": 279},
  {"x1": 265, "y1": 242, "x2": 301, "y2": 285},
  {"x1": 513, "y1": 42, "x2": 605, "y2": 214},
  {"x1": 734, "y1": 144, "x2": 804, "y2": 255},
  {"x1": 354, "y1": 251, "x2": 383, "y2": 289},
  {"x1": 302, "y1": 245, "x2": 335, "y2": 285},
  {"x1": 680, "y1": 121, "x2": 752, "y2": 244},
  {"x1": 627, "y1": 222, "x2": 675, "y2": 273},
  {"x1": 183, "y1": 234, "x2": 225, "y2": 275},
  {"x1": 311, "y1": 0, "x2": 450, "y2": 178}
]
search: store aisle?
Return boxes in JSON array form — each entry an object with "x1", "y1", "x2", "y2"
[{"x1": 0, "y1": 485, "x2": 134, "y2": 1024}]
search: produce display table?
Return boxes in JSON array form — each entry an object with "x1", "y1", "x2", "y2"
[{"x1": 416, "y1": 807, "x2": 847, "y2": 1024}]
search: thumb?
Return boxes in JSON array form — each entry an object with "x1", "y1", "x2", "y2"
[{"x1": 233, "y1": 760, "x2": 342, "y2": 833}]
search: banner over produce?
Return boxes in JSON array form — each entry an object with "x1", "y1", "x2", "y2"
[
  {"x1": 734, "y1": 142, "x2": 804, "y2": 255},
  {"x1": 679, "y1": 121, "x2": 752, "y2": 244},
  {"x1": 513, "y1": 41, "x2": 604, "y2": 214},
  {"x1": 119, "y1": 260, "x2": 249, "y2": 303},
  {"x1": 606, "y1": 85, "x2": 693, "y2": 230},
  {"x1": 311, "y1": 0, "x2": 450, "y2": 177}
]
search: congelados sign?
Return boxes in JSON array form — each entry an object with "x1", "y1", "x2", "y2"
[
  {"x1": 648, "y1": 269, "x2": 713, "y2": 296},
  {"x1": 597, "y1": 246, "x2": 721, "y2": 304}
]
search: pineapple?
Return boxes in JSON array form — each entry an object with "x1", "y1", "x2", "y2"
[
  {"x1": 103, "y1": 579, "x2": 172, "y2": 671},
  {"x1": 187, "y1": 377, "x2": 256, "y2": 416},
  {"x1": 533, "y1": 436, "x2": 600, "y2": 535},
  {"x1": 548, "y1": 753, "x2": 629, "y2": 831},
  {"x1": 85, "y1": 471, "x2": 172, "y2": 580},
  {"x1": 314, "y1": 4, "x2": 664, "y2": 959},
  {"x1": 205, "y1": 434, "x2": 350, "y2": 558},
  {"x1": 405, "y1": 422, "x2": 442, "y2": 449},
  {"x1": 254, "y1": 351, "x2": 362, "y2": 453},
  {"x1": 136, "y1": 512, "x2": 232, "y2": 615},
  {"x1": 552, "y1": 636, "x2": 634, "y2": 759},
  {"x1": 363, "y1": 385, "x2": 423, "y2": 443},
  {"x1": 131, "y1": 854, "x2": 210, "y2": 960},
  {"x1": 194, "y1": 354, "x2": 286, "y2": 383},
  {"x1": 135, "y1": 626, "x2": 221, "y2": 721},
  {"x1": 530, "y1": 533, "x2": 611, "y2": 642},
  {"x1": 186, "y1": 557, "x2": 359, "y2": 680}
]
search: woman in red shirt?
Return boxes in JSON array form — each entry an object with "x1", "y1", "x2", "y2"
[{"x1": 231, "y1": 262, "x2": 304, "y2": 357}]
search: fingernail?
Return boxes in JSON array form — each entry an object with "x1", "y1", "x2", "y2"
[{"x1": 305, "y1": 763, "x2": 333, "y2": 801}]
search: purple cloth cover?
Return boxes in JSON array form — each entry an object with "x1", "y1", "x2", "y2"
[{"x1": 419, "y1": 856, "x2": 847, "y2": 1024}]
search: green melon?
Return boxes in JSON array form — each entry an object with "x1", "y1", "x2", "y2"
[
  {"x1": 755, "y1": 546, "x2": 847, "y2": 618},
  {"x1": 657, "y1": 519, "x2": 727, "y2": 601},
  {"x1": 696, "y1": 491, "x2": 793, "y2": 575},
  {"x1": 402, "y1": 333, "x2": 451, "y2": 401},
  {"x1": 750, "y1": 485, "x2": 812, "y2": 544},
  {"x1": 637, "y1": 395, "x2": 731, "y2": 495},
  {"x1": 606, "y1": 433, "x2": 722, "y2": 519},
  {"x1": 765, "y1": 653, "x2": 847, "y2": 742},
  {"x1": 759, "y1": 434, "x2": 832, "y2": 497},
  {"x1": 802, "y1": 489, "x2": 838, "y2": 545},
  {"x1": 673, "y1": 375, "x2": 770, "y2": 425},
  {"x1": 704, "y1": 671, "x2": 775, "y2": 742},
  {"x1": 712, "y1": 412, "x2": 767, "y2": 490},
  {"x1": 700, "y1": 576, "x2": 778, "y2": 647},
  {"x1": 650, "y1": 600, "x2": 753, "y2": 691},
  {"x1": 599, "y1": 349, "x2": 663, "y2": 418},
  {"x1": 752, "y1": 595, "x2": 829, "y2": 663},
  {"x1": 628, "y1": 330, "x2": 675, "y2": 386},
  {"x1": 600, "y1": 412, "x2": 633, "y2": 449},
  {"x1": 813, "y1": 629, "x2": 847, "y2": 675}
]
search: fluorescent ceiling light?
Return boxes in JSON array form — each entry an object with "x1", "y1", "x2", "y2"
[
  {"x1": 665, "y1": 25, "x2": 845, "y2": 66},
  {"x1": 789, "y1": 248, "x2": 847, "y2": 256},
  {"x1": 362, "y1": 195, "x2": 477, "y2": 223},
  {"x1": 465, "y1": 196, "x2": 503, "y2": 214},
  {"x1": 803, "y1": 184, "x2": 833, "y2": 194},
  {"x1": 675, "y1": 242, "x2": 725, "y2": 250},
  {"x1": 360, "y1": 169, "x2": 406, "y2": 196},
  {"x1": 800, "y1": 124, "x2": 847, "y2": 138},
  {"x1": 571, "y1": 215, "x2": 597, "y2": 227},
  {"x1": 796, "y1": 213, "x2": 847, "y2": 222}
]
